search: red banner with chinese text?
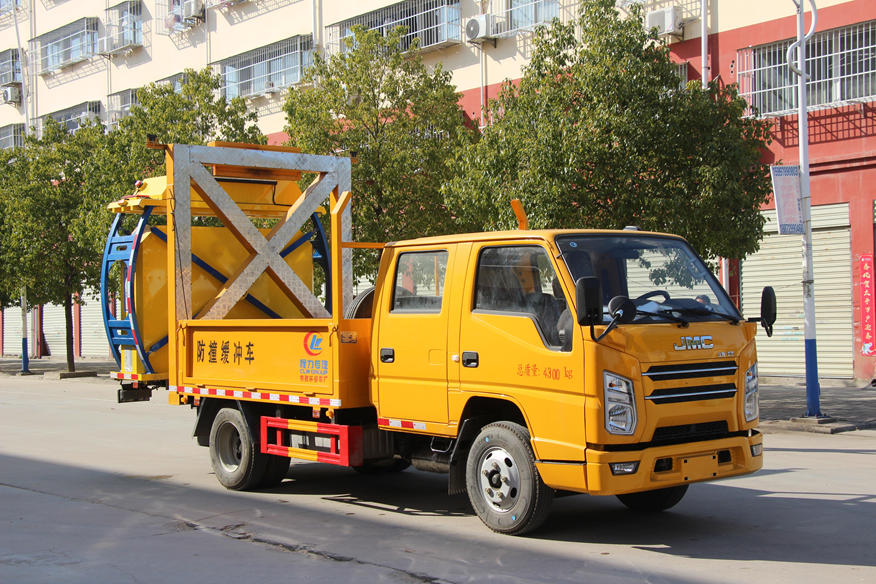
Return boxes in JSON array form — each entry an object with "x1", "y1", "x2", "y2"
[{"x1": 860, "y1": 254, "x2": 875, "y2": 356}]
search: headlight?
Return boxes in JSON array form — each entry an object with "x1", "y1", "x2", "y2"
[
  {"x1": 744, "y1": 362, "x2": 759, "y2": 422},
  {"x1": 604, "y1": 371, "x2": 637, "y2": 435}
]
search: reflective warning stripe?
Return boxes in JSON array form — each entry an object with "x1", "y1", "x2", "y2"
[
  {"x1": 113, "y1": 372, "x2": 139, "y2": 380},
  {"x1": 377, "y1": 417, "x2": 427, "y2": 430},
  {"x1": 171, "y1": 386, "x2": 341, "y2": 407}
]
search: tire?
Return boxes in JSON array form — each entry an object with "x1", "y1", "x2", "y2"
[
  {"x1": 258, "y1": 455, "x2": 291, "y2": 488},
  {"x1": 352, "y1": 458, "x2": 411, "y2": 475},
  {"x1": 465, "y1": 422, "x2": 554, "y2": 535},
  {"x1": 209, "y1": 408, "x2": 267, "y2": 491},
  {"x1": 616, "y1": 485, "x2": 688, "y2": 512}
]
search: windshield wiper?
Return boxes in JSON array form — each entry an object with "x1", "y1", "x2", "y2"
[
  {"x1": 668, "y1": 307, "x2": 740, "y2": 325},
  {"x1": 636, "y1": 310, "x2": 688, "y2": 327}
]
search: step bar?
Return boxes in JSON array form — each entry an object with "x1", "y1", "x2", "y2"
[{"x1": 260, "y1": 416, "x2": 363, "y2": 467}]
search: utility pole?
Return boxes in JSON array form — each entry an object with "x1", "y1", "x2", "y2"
[
  {"x1": 12, "y1": 2, "x2": 32, "y2": 375},
  {"x1": 787, "y1": 0, "x2": 823, "y2": 417}
]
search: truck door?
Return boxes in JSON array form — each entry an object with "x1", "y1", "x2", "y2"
[
  {"x1": 457, "y1": 244, "x2": 581, "y2": 445},
  {"x1": 376, "y1": 247, "x2": 453, "y2": 424}
]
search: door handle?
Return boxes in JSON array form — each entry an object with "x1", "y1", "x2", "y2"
[
  {"x1": 462, "y1": 351, "x2": 479, "y2": 368},
  {"x1": 380, "y1": 348, "x2": 395, "y2": 363}
]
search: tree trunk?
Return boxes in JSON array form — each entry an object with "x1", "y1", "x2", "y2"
[{"x1": 64, "y1": 293, "x2": 75, "y2": 373}]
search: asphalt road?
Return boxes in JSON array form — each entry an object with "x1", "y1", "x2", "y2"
[{"x1": 1, "y1": 378, "x2": 875, "y2": 584}]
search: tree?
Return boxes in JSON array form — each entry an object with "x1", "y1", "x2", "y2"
[
  {"x1": 283, "y1": 26, "x2": 476, "y2": 280},
  {"x1": 444, "y1": 0, "x2": 774, "y2": 266},
  {"x1": 1, "y1": 118, "x2": 112, "y2": 372},
  {"x1": 111, "y1": 67, "x2": 266, "y2": 187}
]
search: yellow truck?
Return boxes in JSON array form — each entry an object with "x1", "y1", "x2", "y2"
[{"x1": 103, "y1": 141, "x2": 776, "y2": 535}]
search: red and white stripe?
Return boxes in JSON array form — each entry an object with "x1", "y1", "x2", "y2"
[
  {"x1": 377, "y1": 417, "x2": 427, "y2": 430},
  {"x1": 113, "y1": 372, "x2": 141, "y2": 380},
  {"x1": 172, "y1": 385, "x2": 341, "y2": 407}
]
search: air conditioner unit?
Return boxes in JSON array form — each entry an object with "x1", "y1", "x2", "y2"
[
  {"x1": 97, "y1": 37, "x2": 114, "y2": 55},
  {"x1": 647, "y1": 6, "x2": 684, "y2": 37},
  {"x1": 183, "y1": 0, "x2": 205, "y2": 22},
  {"x1": 465, "y1": 14, "x2": 495, "y2": 44},
  {"x1": 264, "y1": 81, "x2": 277, "y2": 93},
  {"x1": 1, "y1": 86, "x2": 21, "y2": 105}
]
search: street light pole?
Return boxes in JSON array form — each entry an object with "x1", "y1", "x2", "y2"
[{"x1": 787, "y1": 0, "x2": 823, "y2": 417}]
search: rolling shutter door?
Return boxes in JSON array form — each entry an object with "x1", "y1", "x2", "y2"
[
  {"x1": 3, "y1": 309, "x2": 33, "y2": 356},
  {"x1": 42, "y1": 303, "x2": 67, "y2": 358},
  {"x1": 741, "y1": 204, "x2": 853, "y2": 378},
  {"x1": 80, "y1": 292, "x2": 110, "y2": 358}
]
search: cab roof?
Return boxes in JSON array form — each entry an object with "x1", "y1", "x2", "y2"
[{"x1": 385, "y1": 229, "x2": 687, "y2": 248}]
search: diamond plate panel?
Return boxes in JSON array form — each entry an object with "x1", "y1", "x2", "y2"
[{"x1": 172, "y1": 144, "x2": 193, "y2": 320}]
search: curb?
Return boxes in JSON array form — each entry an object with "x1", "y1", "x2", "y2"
[
  {"x1": 759, "y1": 419, "x2": 876, "y2": 434},
  {"x1": 42, "y1": 371, "x2": 98, "y2": 380}
]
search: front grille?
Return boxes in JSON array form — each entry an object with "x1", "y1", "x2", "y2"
[
  {"x1": 652, "y1": 421, "x2": 729, "y2": 443},
  {"x1": 646, "y1": 383, "x2": 737, "y2": 405},
  {"x1": 643, "y1": 360, "x2": 737, "y2": 381}
]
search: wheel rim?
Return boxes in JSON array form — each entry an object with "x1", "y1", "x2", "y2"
[
  {"x1": 476, "y1": 446, "x2": 521, "y2": 512},
  {"x1": 216, "y1": 421, "x2": 243, "y2": 473}
]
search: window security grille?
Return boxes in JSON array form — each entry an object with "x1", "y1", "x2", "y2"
[
  {"x1": 0, "y1": 49, "x2": 21, "y2": 85},
  {"x1": 32, "y1": 18, "x2": 99, "y2": 75},
  {"x1": 616, "y1": 0, "x2": 701, "y2": 23},
  {"x1": 675, "y1": 61, "x2": 688, "y2": 89},
  {"x1": 156, "y1": 72, "x2": 186, "y2": 92},
  {"x1": 0, "y1": 123, "x2": 24, "y2": 150},
  {"x1": 155, "y1": 0, "x2": 205, "y2": 36},
  {"x1": 326, "y1": 0, "x2": 461, "y2": 57},
  {"x1": 107, "y1": 88, "x2": 139, "y2": 130},
  {"x1": 99, "y1": 2, "x2": 143, "y2": 56},
  {"x1": 488, "y1": 0, "x2": 559, "y2": 37},
  {"x1": 737, "y1": 20, "x2": 876, "y2": 117},
  {"x1": 35, "y1": 101, "x2": 101, "y2": 137},
  {"x1": 0, "y1": 0, "x2": 22, "y2": 17},
  {"x1": 218, "y1": 36, "x2": 312, "y2": 99}
]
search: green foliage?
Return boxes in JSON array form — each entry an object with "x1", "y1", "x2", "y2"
[
  {"x1": 444, "y1": 0, "x2": 774, "y2": 265},
  {"x1": 112, "y1": 67, "x2": 266, "y2": 185},
  {"x1": 283, "y1": 26, "x2": 477, "y2": 280}
]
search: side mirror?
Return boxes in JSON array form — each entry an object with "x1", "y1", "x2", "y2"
[
  {"x1": 576, "y1": 277, "x2": 603, "y2": 326},
  {"x1": 608, "y1": 296, "x2": 637, "y2": 325},
  {"x1": 761, "y1": 286, "x2": 776, "y2": 337}
]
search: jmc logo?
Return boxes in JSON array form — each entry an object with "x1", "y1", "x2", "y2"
[{"x1": 673, "y1": 336, "x2": 714, "y2": 351}]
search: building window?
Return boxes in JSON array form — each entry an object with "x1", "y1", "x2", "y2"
[
  {"x1": 0, "y1": 123, "x2": 24, "y2": 150},
  {"x1": 489, "y1": 0, "x2": 559, "y2": 38},
  {"x1": 107, "y1": 88, "x2": 139, "y2": 130},
  {"x1": 99, "y1": 1, "x2": 143, "y2": 56},
  {"x1": 156, "y1": 0, "x2": 205, "y2": 36},
  {"x1": 156, "y1": 72, "x2": 186, "y2": 93},
  {"x1": 35, "y1": 102, "x2": 101, "y2": 137},
  {"x1": 326, "y1": 0, "x2": 462, "y2": 56},
  {"x1": 0, "y1": 0, "x2": 22, "y2": 17},
  {"x1": 0, "y1": 49, "x2": 21, "y2": 86},
  {"x1": 32, "y1": 18, "x2": 99, "y2": 76},
  {"x1": 217, "y1": 36, "x2": 312, "y2": 100},
  {"x1": 738, "y1": 20, "x2": 876, "y2": 117},
  {"x1": 675, "y1": 61, "x2": 688, "y2": 89}
]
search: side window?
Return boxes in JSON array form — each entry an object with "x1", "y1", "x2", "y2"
[
  {"x1": 474, "y1": 246, "x2": 569, "y2": 351},
  {"x1": 391, "y1": 250, "x2": 448, "y2": 313}
]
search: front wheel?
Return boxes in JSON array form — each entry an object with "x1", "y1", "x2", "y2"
[
  {"x1": 616, "y1": 485, "x2": 688, "y2": 512},
  {"x1": 209, "y1": 408, "x2": 267, "y2": 491},
  {"x1": 465, "y1": 422, "x2": 554, "y2": 535}
]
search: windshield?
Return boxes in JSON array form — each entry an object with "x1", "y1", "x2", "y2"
[{"x1": 555, "y1": 234, "x2": 741, "y2": 324}]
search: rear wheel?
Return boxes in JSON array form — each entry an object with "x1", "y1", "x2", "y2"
[
  {"x1": 258, "y1": 455, "x2": 291, "y2": 488},
  {"x1": 209, "y1": 408, "x2": 266, "y2": 491},
  {"x1": 616, "y1": 485, "x2": 688, "y2": 512},
  {"x1": 465, "y1": 422, "x2": 554, "y2": 535}
]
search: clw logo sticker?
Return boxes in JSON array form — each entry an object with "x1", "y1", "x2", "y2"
[{"x1": 304, "y1": 332, "x2": 324, "y2": 356}]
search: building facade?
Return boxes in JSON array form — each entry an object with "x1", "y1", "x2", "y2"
[{"x1": 1, "y1": 0, "x2": 875, "y2": 382}]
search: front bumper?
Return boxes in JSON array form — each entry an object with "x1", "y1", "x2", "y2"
[{"x1": 583, "y1": 431, "x2": 763, "y2": 496}]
